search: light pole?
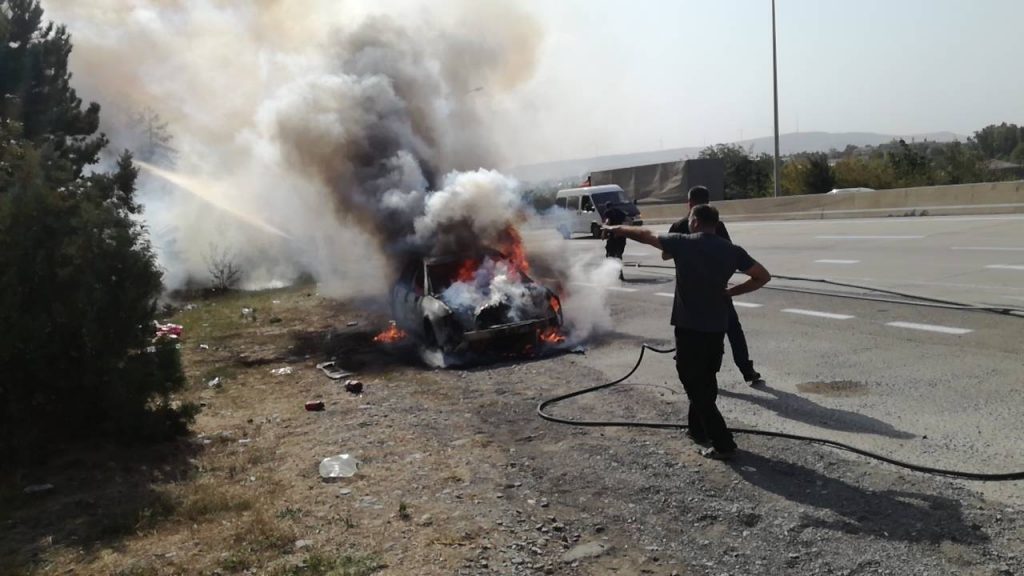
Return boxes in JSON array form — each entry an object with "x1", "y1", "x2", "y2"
[{"x1": 771, "y1": 0, "x2": 780, "y2": 197}]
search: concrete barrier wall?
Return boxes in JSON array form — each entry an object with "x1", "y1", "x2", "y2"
[{"x1": 638, "y1": 180, "x2": 1024, "y2": 223}]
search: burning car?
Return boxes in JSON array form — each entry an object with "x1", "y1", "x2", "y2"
[{"x1": 390, "y1": 249, "x2": 563, "y2": 354}]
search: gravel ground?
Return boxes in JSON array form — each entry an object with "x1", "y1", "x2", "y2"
[{"x1": 4, "y1": 288, "x2": 1020, "y2": 575}]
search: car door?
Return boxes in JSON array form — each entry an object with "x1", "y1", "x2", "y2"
[
  {"x1": 391, "y1": 262, "x2": 422, "y2": 332},
  {"x1": 579, "y1": 194, "x2": 598, "y2": 233},
  {"x1": 566, "y1": 196, "x2": 584, "y2": 233}
]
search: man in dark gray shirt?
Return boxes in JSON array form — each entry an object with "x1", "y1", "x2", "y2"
[
  {"x1": 667, "y1": 186, "x2": 764, "y2": 386},
  {"x1": 605, "y1": 204, "x2": 771, "y2": 459}
]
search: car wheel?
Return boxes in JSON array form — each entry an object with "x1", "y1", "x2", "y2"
[{"x1": 591, "y1": 223, "x2": 602, "y2": 239}]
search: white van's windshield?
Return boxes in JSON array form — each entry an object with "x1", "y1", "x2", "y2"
[{"x1": 592, "y1": 190, "x2": 629, "y2": 206}]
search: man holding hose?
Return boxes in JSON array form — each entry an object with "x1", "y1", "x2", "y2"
[{"x1": 604, "y1": 204, "x2": 771, "y2": 459}]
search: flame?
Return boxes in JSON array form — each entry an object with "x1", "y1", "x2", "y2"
[
  {"x1": 538, "y1": 326, "x2": 566, "y2": 345},
  {"x1": 374, "y1": 321, "x2": 408, "y2": 344},
  {"x1": 456, "y1": 259, "x2": 478, "y2": 283},
  {"x1": 500, "y1": 226, "x2": 530, "y2": 278},
  {"x1": 549, "y1": 295, "x2": 561, "y2": 315}
]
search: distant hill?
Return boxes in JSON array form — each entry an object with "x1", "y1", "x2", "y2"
[{"x1": 510, "y1": 131, "x2": 963, "y2": 183}]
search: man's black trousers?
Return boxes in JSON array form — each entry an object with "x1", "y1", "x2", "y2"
[
  {"x1": 726, "y1": 301, "x2": 756, "y2": 380},
  {"x1": 674, "y1": 327, "x2": 737, "y2": 452},
  {"x1": 605, "y1": 237, "x2": 626, "y2": 259}
]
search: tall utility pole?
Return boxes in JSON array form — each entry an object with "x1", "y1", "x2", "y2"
[{"x1": 771, "y1": 0, "x2": 781, "y2": 197}]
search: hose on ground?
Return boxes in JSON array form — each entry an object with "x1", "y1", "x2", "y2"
[
  {"x1": 537, "y1": 344, "x2": 1024, "y2": 481},
  {"x1": 625, "y1": 263, "x2": 1024, "y2": 318}
]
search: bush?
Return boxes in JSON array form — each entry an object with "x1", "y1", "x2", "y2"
[
  {"x1": 0, "y1": 151, "x2": 195, "y2": 461},
  {"x1": 0, "y1": 1, "x2": 192, "y2": 462}
]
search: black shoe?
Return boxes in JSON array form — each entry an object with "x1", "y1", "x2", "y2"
[
  {"x1": 685, "y1": 431, "x2": 712, "y2": 447},
  {"x1": 699, "y1": 447, "x2": 736, "y2": 461},
  {"x1": 744, "y1": 372, "x2": 765, "y2": 387}
]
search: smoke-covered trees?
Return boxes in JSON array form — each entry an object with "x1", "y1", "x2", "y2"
[
  {"x1": 703, "y1": 121, "x2": 1021, "y2": 196},
  {"x1": 780, "y1": 152, "x2": 835, "y2": 195},
  {"x1": 698, "y1": 144, "x2": 774, "y2": 199},
  {"x1": 974, "y1": 123, "x2": 1022, "y2": 161},
  {"x1": 0, "y1": 0, "x2": 192, "y2": 461}
]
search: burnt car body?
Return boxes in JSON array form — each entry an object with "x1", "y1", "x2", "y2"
[{"x1": 390, "y1": 251, "x2": 562, "y2": 353}]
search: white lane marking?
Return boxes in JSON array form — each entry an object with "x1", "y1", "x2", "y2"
[
  {"x1": 885, "y1": 322, "x2": 973, "y2": 335},
  {"x1": 814, "y1": 259, "x2": 860, "y2": 264},
  {"x1": 733, "y1": 302, "x2": 763, "y2": 308},
  {"x1": 782, "y1": 308, "x2": 855, "y2": 320},
  {"x1": 985, "y1": 265, "x2": 1024, "y2": 271},
  {"x1": 655, "y1": 292, "x2": 674, "y2": 298},
  {"x1": 816, "y1": 235, "x2": 925, "y2": 240},
  {"x1": 952, "y1": 246, "x2": 1024, "y2": 252},
  {"x1": 607, "y1": 286, "x2": 638, "y2": 293}
]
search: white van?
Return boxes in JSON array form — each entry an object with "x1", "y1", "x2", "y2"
[{"x1": 553, "y1": 184, "x2": 643, "y2": 239}]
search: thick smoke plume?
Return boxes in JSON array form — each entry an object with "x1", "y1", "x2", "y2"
[
  {"x1": 41, "y1": 0, "x2": 619, "y2": 343},
  {"x1": 41, "y1": 0, "x2": 541, "y2": 288}
]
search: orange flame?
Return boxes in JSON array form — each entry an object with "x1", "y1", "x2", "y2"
[
  {"x1": 538, "y1": 326, "x2": 566, "y2": 345},
  {"x1": 549, "y1": 295, "x2": 561, "y2": 315},
  {"x1": 456, "y1": 258, "x2": 478, "y2": 283},
  {"x1": 374, "y1": 321, "x2": 408, "y2": 344},
  {"x1": 500, "y1": 226, "x2": 531, "y2": 278}
]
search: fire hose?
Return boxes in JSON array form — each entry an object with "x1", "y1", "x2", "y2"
[
  {"x1": 537, "y1": 344, "x2": 1024, "y2": 481},
  {"x1": 623, "y1": 263, "x2": 1024, "y2": 317},
  {"x1": 536, "y1": 274, "x2": 1024, "y2": 481}
]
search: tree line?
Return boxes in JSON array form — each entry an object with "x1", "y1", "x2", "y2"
[
  {"x1": 700, "y1": 123, "x2": 1023, "y2": 199},
  {"x1": 1, "y1": 0, "x2": 193, "y2": 462}
]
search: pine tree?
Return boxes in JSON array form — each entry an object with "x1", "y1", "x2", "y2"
[{"x1": 0, "y1": 0, "x2": 192, "y2": 461}]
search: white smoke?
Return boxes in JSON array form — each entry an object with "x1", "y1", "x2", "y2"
[
  {"x1": 560, "y1": 257, "x2": 621, "y2": 343},
  {"x1": 40, "y1": 0, "x2": 623, "y2": 344},
  {"x1": 40, "y1": 0, "x2": 540, "y2": 291}
]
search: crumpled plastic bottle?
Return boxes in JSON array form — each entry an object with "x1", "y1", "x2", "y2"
[{"x1": 319, "y1": 454, "x2": 359, "y2": 479}]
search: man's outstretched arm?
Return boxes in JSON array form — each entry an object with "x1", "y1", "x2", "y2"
[
  {"x1": 726, "y1": 263, "x2": 771, "y2": 297},
  {"x1": 603, "y1": 225, "x2": 662, "y2": 250}
]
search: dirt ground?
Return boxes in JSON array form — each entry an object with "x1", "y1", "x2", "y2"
[{"x1": 2, "y1": 285, "x2": 1022, "y2": 576}]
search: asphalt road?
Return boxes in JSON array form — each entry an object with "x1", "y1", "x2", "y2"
[{"x1": 522, "y1": 214, "x2": 1024, "y2": 505}]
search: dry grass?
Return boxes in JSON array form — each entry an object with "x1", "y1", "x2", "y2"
[
  {"x1": 0, "y1": 285, "x2": 436, "y2": 575},
  {"x1": 175, "y1": 481, "x2": 254, "y2": 522}
]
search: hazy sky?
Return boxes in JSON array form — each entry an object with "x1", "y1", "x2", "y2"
[{"x1": 505, "y1": 0, "x2": 1023, "y2": 164}]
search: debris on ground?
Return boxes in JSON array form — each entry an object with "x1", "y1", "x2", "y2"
[
  {"x1": 270, "y1": 367, "x2": 294, "y2": 376},
  {"x1": 198, "y1": 344, "x2": 210, "y2": 351},
  {"x1": 153, "y1": 321, "x2": 183, "y2": 341},
  {"x1": 319, "y1": 454, "x2": 359, "y2": 479},
  {"x1": 206, "y1": 377, "x2": 222, "y2": 389},
  {"x1": 268, "y1": 316, "x2": 283, "y2": 324},
  {"x1": 344, "y1": 379, "x2": 364, "y2": 394},
  {"x1": 571, "y1": 345, "x2": 587, "y2": 355},
  {"x1": 346, "y1": 321, "x2": 359, "y2": 327},
  {"x1": 304, "y1": 400, "x2": 325, "y2": 412},
  {"x1": 562, "y1": 542, "x2": 609, "y2": 563},
  {"x1": 23, "y1": 484, "x2": 54, "y2": 495},
  {"x1": 316, "y1": 361, "x2": 353, "y2": 380},
  {"x1": 240, "y1": 307, "x2": 257, "y2": 321}
]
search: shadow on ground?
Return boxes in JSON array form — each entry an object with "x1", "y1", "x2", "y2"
[
  {"x1": 0, "y1": 440, "x2": 199, "y2": 573},
  {"x1": 289, "y1": 324, "x2": 422, "y2": 374},
  {"x1": 730, "y1": 450, "x2": 987, "y2": 545},
  {"x1": 720, "y1": 385, "x2": 916, "y2": 439}
]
